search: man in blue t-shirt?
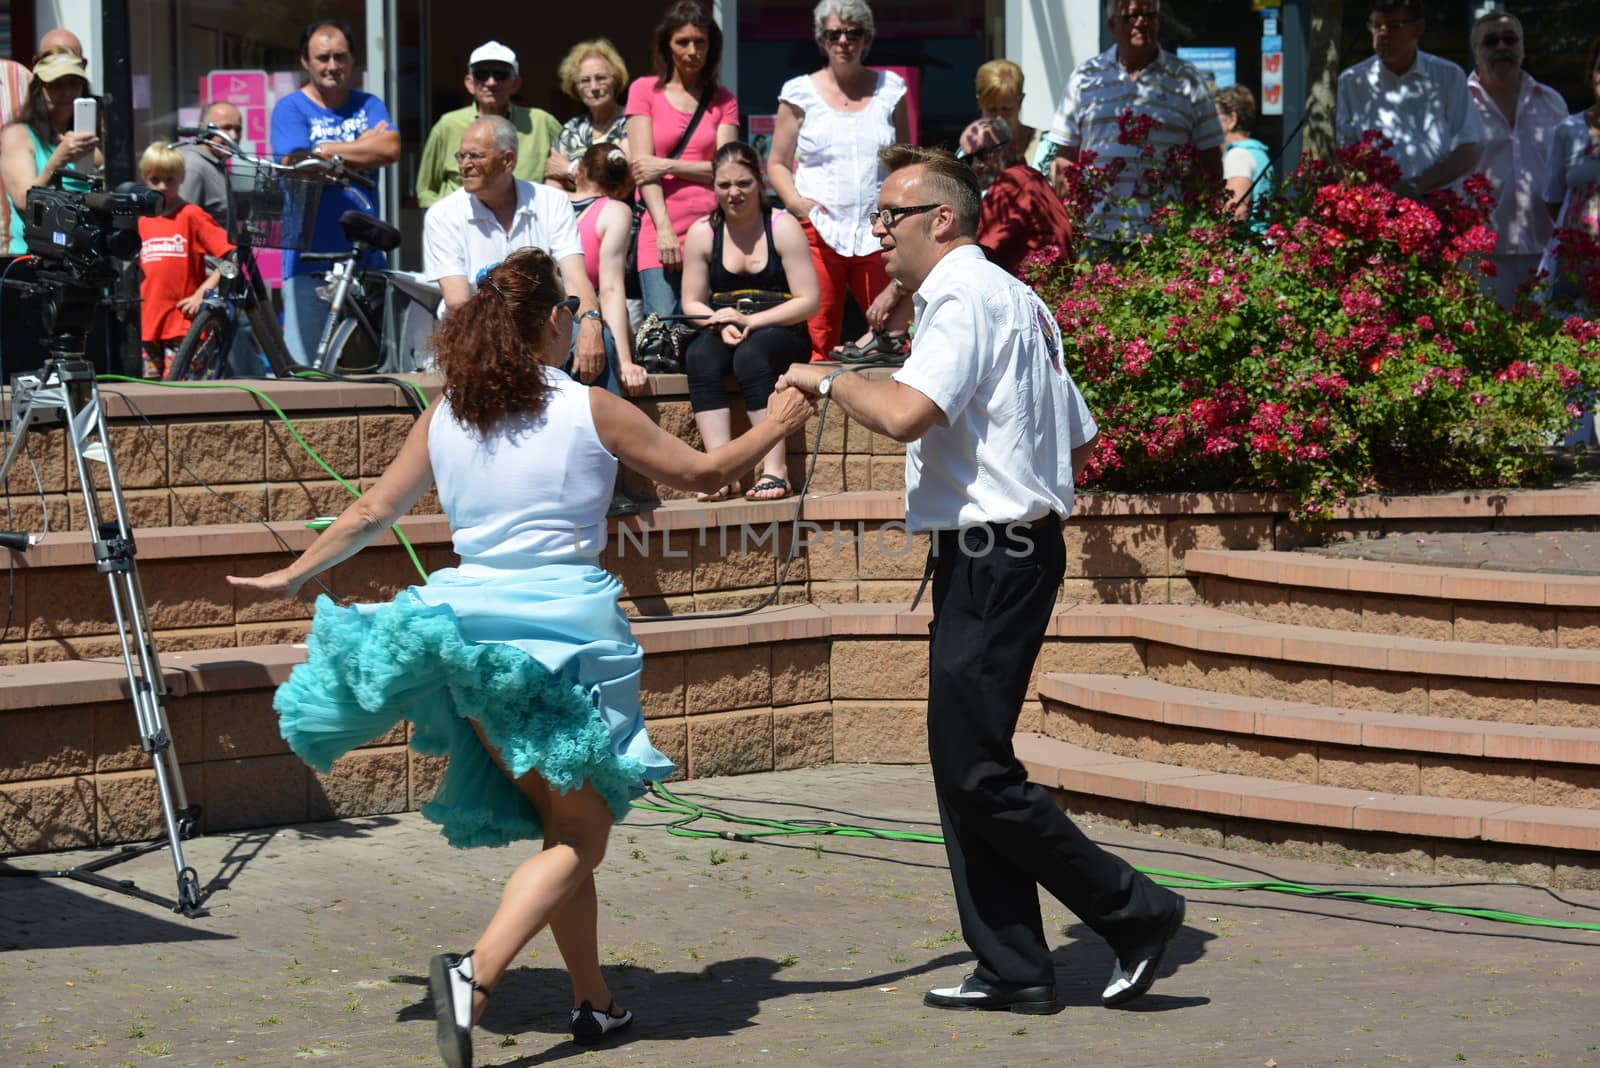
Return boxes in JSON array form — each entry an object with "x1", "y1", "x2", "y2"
[{"x1": 270, "y1": 18, "x2": 400, "y2": 364}]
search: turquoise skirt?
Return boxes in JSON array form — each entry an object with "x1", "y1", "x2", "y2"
[{"x1": 274, "y1": 562, "x2": 675, "y2": 848}]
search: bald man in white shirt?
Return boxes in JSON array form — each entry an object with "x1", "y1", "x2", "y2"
[{"x1": 1464, "y1": 10, "x2": 1568, "y2": 306}]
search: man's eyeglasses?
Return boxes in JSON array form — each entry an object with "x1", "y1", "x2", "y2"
[
  {"x1": 868, "y1": 203, "x2": 940, "y2": 228},
  {"x1": 455, "y1": 150, "x2": 491, "y2": 164},
  {"x1": 823, "y1": 27, "x2": 867, "y2": 43},
  {"x1": 1368, "y1": 18, "x2": 1416, "y2": 34},
  {"x1": 555, "y1": 296, "x2": 581, "y2": 316},
  {"x1": 470, "y1": 66, "x2": 514, "y2": 83},
  {"x1": 1115, "y1": 9, "x2": 1159, "y2": 23},
  {"x1": 1478, "y1": 33, "x2": 1519, "y2": 48}
]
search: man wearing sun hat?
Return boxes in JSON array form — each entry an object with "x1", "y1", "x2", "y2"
[{"x1": 416, "y1": 40, "x2": 564, "y2": 207}]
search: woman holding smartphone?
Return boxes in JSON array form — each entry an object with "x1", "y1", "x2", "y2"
[{"x1": 0, "y1": 47, "x2": 100, "y2": 255}]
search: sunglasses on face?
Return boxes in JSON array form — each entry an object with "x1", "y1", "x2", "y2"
[
  {"x1": 823, "y1": 27, "x2": 867, "y2": 43},
  {"x1": 555, "y1": 296, "x2": 581, "y2": 316},
  {"x1": 1478, "y1": 33, "x2": 1519, "y2": 48},
  {"x1": 471, "y1": 66, "x2": 514, "y2": 83}
]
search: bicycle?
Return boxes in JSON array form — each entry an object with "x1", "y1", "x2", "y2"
[
  {"x1": 165, "y1": 126, "x2": 321, "y2": 379},
  {"x1": 165, "y1": 125, "x2": 392, "y2": 379}
]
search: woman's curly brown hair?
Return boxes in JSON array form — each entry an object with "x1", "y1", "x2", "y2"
[{"x1": 430, "y1": 248, "x2": 565, "y2": 435}]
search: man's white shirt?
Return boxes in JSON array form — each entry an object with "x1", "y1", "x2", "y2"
[
  {"x1": 422, "y1": 179, "x2": 584, "y2": 309},
  {"x1": 892, "y1": 245, "x2": 1097, "y2": 533},
  {"x1": 1336, "y1": 51, "x2": 1485, "y2": 182}
]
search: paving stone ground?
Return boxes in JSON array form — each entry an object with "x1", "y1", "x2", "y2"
[
  {"x1": 1312, "y1": 530, "x2": 1600, "y2": 576},
  {"x1": 3, "y1": 763, "x2": 1599, "y2": 1068}
]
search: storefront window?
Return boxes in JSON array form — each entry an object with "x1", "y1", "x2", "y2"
[{"x1": 129, "y1": 1, "x2": 367, "y2": 153}]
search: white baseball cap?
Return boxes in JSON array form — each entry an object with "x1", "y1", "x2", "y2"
[{"x1": 468, "y1": 41, "x2": 518, "y2": 75}]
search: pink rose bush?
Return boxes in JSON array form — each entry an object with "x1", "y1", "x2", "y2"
[{"x1": 1031, "y1": 127, "x2": 1600, "y2": 519}]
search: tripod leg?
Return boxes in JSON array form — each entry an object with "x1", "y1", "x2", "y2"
[{"x1": 58, "y1": 364, "x2": 205, "y2": 914}]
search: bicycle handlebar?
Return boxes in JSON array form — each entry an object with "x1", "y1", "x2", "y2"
[{"x1": 172, "y1": 123, "x2": 377, "y2": 197}]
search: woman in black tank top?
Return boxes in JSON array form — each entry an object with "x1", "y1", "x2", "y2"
[{"x1": 680, "y1": 141, "x2": 820, "y2": 500}]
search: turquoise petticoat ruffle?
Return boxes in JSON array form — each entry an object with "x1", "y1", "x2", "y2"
[{"x1": 274, "y1": 565, "x2": 673, "y2": 848}]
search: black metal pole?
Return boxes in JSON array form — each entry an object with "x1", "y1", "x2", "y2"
[{"x1": 100, "y1": 0, "x2": 135, "y2": 186}]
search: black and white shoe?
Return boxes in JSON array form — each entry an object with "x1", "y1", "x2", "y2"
[
  {"x1": 1102, "y1": 895, "x2": 1187, "y2": 1008},
  {"x1": 570, "y1": 999, "x2": 634, "y2": 1044},
  {"x1": 429, "y1": 950, "x2": 485, "y2": 1068},
  {"x1": 923, "y1": 973, "x2": 1057, "y2": 1014}
]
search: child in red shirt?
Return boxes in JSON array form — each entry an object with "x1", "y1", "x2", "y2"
[{"x1": 137, "y1": 142, "x2": 232, "y2": 379}]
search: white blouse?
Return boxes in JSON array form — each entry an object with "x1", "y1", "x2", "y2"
[{"x1": 780, "y1": 69, "x2": 905, "y2": 257}]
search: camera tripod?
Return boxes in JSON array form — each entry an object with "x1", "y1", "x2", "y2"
[{"x1": 0, "y1": 350, "x2": 205, "y2": 916}]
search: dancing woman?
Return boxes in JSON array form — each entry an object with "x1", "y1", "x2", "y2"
[{"x1": 229, "y1": 247, "x2": 814, "y2": 1067}]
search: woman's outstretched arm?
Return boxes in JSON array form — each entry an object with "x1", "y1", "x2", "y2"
[{"x1": 227, "y1": 406, "x2": 439, "y2": 597}]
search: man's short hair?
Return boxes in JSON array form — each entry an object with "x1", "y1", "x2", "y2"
[
  {"x1": 1367, "y1": 1, "x2": 1424, "y2": 23},
  {"x1": 299, "y1": 18, "x2": 353, "y2": 60},
  {"x1": 1105, "y1": 0, "x2": 1159, "y2": 20},
  {"x1": 201, "y1": 100, "x2": 240, "y2": 123},
  {"x1": 1469, "y1": 10, "x2": 1522, "y2": 51},
  {"x1": 878, "y1": 144, "x2": 981, "y2": 237},
  {"x1": 469, "y1": 115, "x2": 519, "y2": 157},
  {"x1": 1213, "y1": 84, "x2": 1257, "y2": 136}
]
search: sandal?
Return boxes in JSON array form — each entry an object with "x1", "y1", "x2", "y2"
[
  {"x1": 571, "y1": 999, "x2": 634, "y2": 1044},
  {"x1": 833, "y1": 330, "x2": 910, "y2": 366},
  {"x1": 744, "y1": 474, "x2": 791, "y2": 501},
  {"x1": 696, "y1": 481, "x2": 741, "y2": 502}
]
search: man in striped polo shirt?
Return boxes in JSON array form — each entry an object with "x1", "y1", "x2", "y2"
[{"x1": 1043, "y1": 0, "x2": 1223, "y2": 250}]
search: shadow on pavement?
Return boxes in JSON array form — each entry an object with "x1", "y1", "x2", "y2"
[
  {"x1": 393, "y1": 950, "x2": 975, "y2": 1065},
  {"x1": 1051, "y1": 921, "x2": 1213, "y2": 1010},
  {"x1": 0, "y1": 865, "x2": 233, "y2": 949}
]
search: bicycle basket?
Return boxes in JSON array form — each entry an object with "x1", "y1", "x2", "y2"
[{"x1": 229, "y1": 161, "x2": 324, "y2": 250}]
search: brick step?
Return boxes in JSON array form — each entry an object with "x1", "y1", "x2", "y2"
[
  {"x1": 1109, "y1": 603, "x2": 1600, "y2": 724},
  {"x1": 1184, "y1": 549, "x2": 1600, "y2": 648},
  {"x1": 1038, "y1": 673, "x2": 1600, "y2": 807},
  {"x1": 1015, "y1": 732, "x2": 1600, "y2": 855}
]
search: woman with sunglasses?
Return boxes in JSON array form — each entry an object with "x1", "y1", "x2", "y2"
[
  {"x1": 768, "y1": 0, "x2": 912, "y2": 363},
  {"x1": 228, "y1": 247, "x2": 815, "y2": 1066}
]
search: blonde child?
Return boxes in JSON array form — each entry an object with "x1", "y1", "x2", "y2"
[{"x1": 136, "y1": 142, "x2": 232, "y2": 379}]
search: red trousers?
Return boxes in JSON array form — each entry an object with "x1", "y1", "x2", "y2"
[{"x1": 801, "y1": 219, "x2": 891, "y2": 363}]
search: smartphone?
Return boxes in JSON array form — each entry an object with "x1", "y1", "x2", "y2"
[{"x1": 73, "y1": 96, "x2": 97, "y2": 136}]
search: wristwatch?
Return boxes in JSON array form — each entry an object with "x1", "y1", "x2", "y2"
[
  {"x1": 580, "y1": 309, "x2": 603, "y2": 323},
  {"x1": 817, "y1": 369, "x2": 847, "y2": 396}
]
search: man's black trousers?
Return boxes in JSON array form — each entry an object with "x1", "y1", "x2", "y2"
[{"x1": 926, "y1": 515, "x2": 1179, "y2": 988}]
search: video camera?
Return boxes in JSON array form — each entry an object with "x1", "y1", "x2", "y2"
[{"x1": 22, "y1": 172, "x2": 163, "y2": 281}]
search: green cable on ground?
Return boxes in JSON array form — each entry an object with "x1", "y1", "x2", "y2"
[
  {"x1": 637, "y1": 783, "x2": 1600, "y2": 933},
  {"x1": 97, "y1": 375, "x2": 429, "y2": 583}
]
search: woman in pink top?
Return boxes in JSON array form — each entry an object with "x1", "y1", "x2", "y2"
[
  {"x1": 626, "y1": 0, "x2": 740, "y2": 316},
  {"x1": 568, "y1": 143, "x2": 646, "y2": 393}
]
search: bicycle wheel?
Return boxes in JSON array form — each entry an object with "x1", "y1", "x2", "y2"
[
  {"x1": 168, "y1": 307, "x2": 229, "y2": 381},
  {"x1": 323, "y1": 316, "x2": 382, "y2": 374}
]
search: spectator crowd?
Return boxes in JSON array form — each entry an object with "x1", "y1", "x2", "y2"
[{"x1": 0, "y1": 0, "x2": 1595, "y2": 411}]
